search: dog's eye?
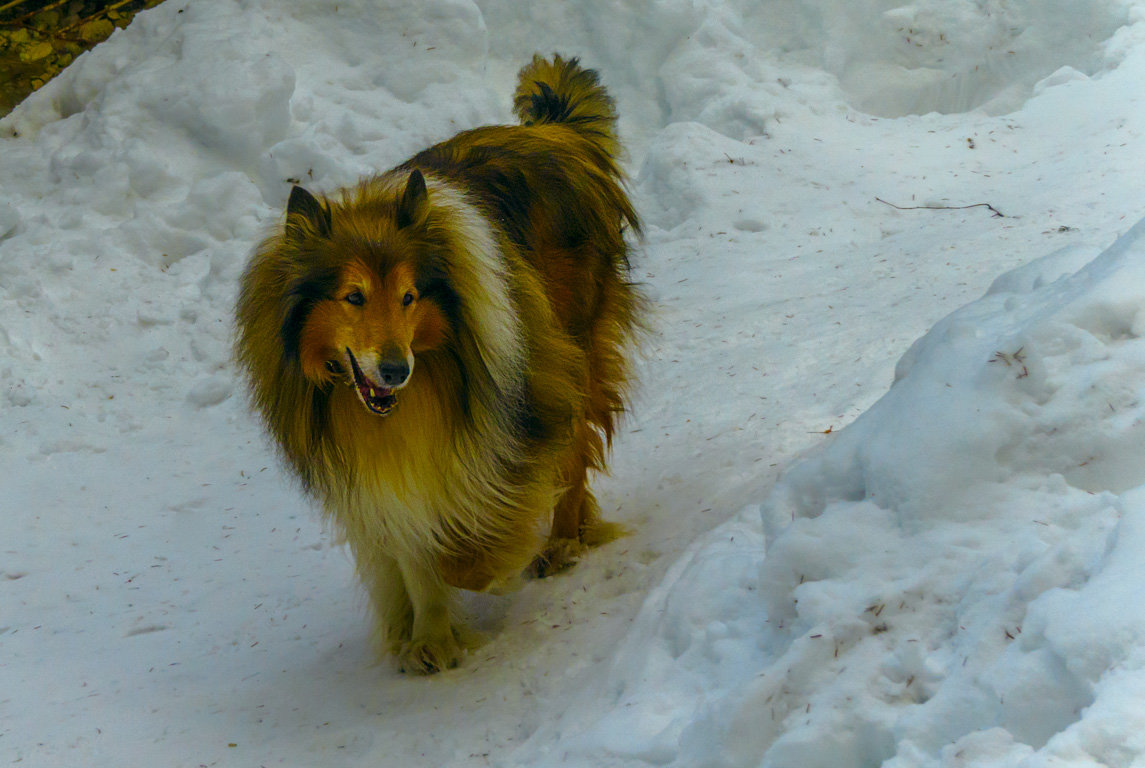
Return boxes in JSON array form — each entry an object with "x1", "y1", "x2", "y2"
[
  {"x1": 345, "y1": 291, "x2": 365, "y2": 306},
  {"x1": 402, "y1": 292, "x2": 415, "y2": 307}
]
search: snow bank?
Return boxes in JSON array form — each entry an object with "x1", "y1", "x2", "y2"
[
  {"x1": 806, "y1": 0, "x2": 1132, "y2": 117},
  {"x1": 753, "y1": 220, "x2": 1145, "y2": 766},
  {"x1": 478, "y1": 0, "x2": 1135, "y2": 126},
  {"x1": 535, "y1": 220, "x2": 1145, "y2": 767}
]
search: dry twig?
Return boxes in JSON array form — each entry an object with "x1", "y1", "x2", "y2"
[{"x1": 876, "y1": 197, "x2": 1005, "y2": 218}]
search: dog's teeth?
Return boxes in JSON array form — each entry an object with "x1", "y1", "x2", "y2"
[{"x1": 369, "y1": 388, "x2": 376, "y2": 398}]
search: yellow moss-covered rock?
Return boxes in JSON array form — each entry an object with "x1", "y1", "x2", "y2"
[
  {"x1": 31, "y1": 11, "x2": 61, "y2": 29},
  {"x1": 19, "y1": 41, "x2": 53, "y2": 63},
  {"x1": 79, "y1": 19, "x2": 115, "y2": 43}
]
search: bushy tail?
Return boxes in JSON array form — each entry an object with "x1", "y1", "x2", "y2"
[{"x1": 513, "y1": 54, "x2": 620, "y2": 158}]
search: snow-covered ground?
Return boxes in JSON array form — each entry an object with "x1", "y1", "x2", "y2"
[{"x1": 5, "y1": 0, "x2": 1145, "y2": 765}]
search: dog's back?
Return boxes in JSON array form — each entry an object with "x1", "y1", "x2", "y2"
[
  {"x1": 394, "y1": 53, "x2": 646, "y2": 624},
  {"x1": 402, "y1": 55, "x2": 642, "y2": 450}
]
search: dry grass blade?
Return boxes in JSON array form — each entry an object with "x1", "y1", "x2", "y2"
[{"x1": 0, "y1": 0, "x2": 36, "y2": 17}]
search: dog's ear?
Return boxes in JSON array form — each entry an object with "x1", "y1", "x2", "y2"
[
  {"x1": 286, "y1": 185, "x2": 332, "y2": 240},
  {"x1": 397, "y1": 169, "x2": 428, "y2": 229}
]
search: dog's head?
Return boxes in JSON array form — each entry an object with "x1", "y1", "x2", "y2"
[{"x1": 279, "y1": 171, "x2": 456, "y2": 417}]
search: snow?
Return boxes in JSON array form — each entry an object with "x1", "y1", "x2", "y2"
[{"x1": 5, "y1": 0, "x2": 1145, "y2": 765}]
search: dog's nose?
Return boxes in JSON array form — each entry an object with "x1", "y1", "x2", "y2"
[{"x1": 377, "y1": 359, "x2": 410, "y2": 387}]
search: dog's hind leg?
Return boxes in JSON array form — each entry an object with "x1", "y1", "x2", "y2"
[
  {"x1": 533, "y1": 414, "x2": 623, "y2": 577},
  {"x1": 575, "y1": 271, "x2": 638, "y2": 552},
  {"x1": 533, "y1": 276, "x2": 633, "y2": 577},
  {"x1": 536, "y1": 420, "x2": 595, "y2": 576}
]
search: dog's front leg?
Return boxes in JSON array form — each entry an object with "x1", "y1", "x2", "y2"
[
  {"x1": 393, "y1": 553, "x2": 461, "y2": 674},
  {"x1": 357, "y1": 550, "x2": 415, "y2": 658}
]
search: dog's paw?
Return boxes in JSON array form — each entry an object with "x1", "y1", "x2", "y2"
[
  {"x1": 580, "y1": 519, "x2": 627, "y2": 548},
  {"x1": 527, "y1": 537, "x2": 583, "y2": 579},
  {"x1": 397, "y1": 632, "x2": 462, "y2": 675}
]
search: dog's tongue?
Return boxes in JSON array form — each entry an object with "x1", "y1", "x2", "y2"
[
  {"x1": 347, "y1": 350, "x2": 398, "y2": 416},
  {"x1": 356, "y1": 378, "x2": 397, "y2": 415}
]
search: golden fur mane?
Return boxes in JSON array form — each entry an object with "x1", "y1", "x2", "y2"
[{"x1": 235, "y1": 172, "x2": 586, "y2": 575}]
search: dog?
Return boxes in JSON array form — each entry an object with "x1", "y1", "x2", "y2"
[{"x1": 235, "y1": 55, "x2": 643, "y2": 674}]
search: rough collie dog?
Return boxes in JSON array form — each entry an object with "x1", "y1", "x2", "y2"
[{"x1": 235, "y1": 55, "x2": 643, "y2": 674}]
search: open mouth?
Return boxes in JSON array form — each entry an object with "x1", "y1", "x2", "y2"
[{"x1": 345, "y1": 349, "x2": 398, "y2": 417}]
